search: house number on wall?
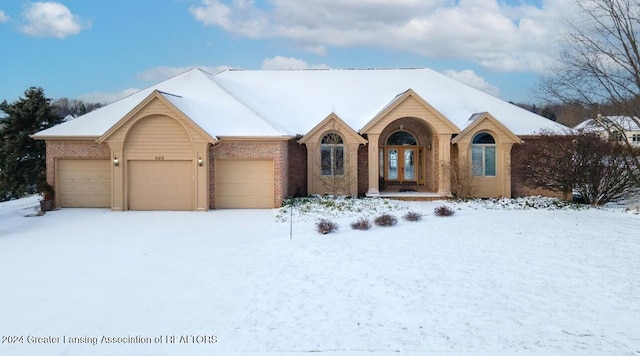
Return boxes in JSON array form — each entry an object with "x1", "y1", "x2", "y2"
[{"x1": 154, "y1": 156, "x2": 165, "y2": 161}]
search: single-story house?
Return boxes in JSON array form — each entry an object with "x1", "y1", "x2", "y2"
[
  {"x1": 32, "y1": 68, "x2": 568, "y2": 210},
  {"x1": 574, "y1": 115, "x2": 640, "y2": 146}
]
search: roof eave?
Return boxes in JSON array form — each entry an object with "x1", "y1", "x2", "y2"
[
  {"x1": 30, "y1": 135, "x2": 101, "y2": 142},
  {"x1": 216, "y1": 135, "x2": 294, "y2": 141}
]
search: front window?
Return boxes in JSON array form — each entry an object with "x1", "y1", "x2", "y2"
[
  {"x1": 387, "y1": 131, "x2": 417, "y2": 145},
  {"x1": 612, "y1": 131, "x2": 626, "y2": 142},
  {"x1": 471, "y1": 133, "x2": 496, "y2": 177},
  {"x1": 321, "y1": 133, "x2": 344, "y2": 176}
]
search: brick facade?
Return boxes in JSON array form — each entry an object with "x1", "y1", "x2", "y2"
[
  {"x1": 357, "y1": 144, "x2": 368, "y2": 196},
  {"x1": 377, "y1": 117, "x2": 432, "y2": 147},
  {"x1": 45, "y1": 141, "x2": 111, "y2": 186},
  {"x1": 210, "y1": 140, "x2": 288, "y2": 208},
  {"x1": 287, "y1": 137, "x2": 307, "y2": 198}
]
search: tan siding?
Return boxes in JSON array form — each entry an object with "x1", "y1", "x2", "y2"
[
  {"x1": 371, "y1": 96, "x2": 458, "y2": 135},
  {"x1": 57, "y1": 159, "x2": 111, "y2": 208},
  {"x1": 126, "y1": 115, "x2": 192, "y2": 155},
  {"x1": 107, "y1": 98, "x2": 211, "y2": 145},
  {"x1": 301, "y1": 116, "x2": 363, "y2": 196},
  {"x1": 107, "y1": 98, "x2": 179, "y2": 143},
  {"x1": 124, "y1": 116, "x2": 197, "y2": 210},
  {"x1": 454, "y1": 120, "x2": 519, "y2": 198}
]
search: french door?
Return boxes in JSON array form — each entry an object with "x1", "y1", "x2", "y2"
[{"x1": 386, "y1": 147, "x2": 421, "y2": 183}]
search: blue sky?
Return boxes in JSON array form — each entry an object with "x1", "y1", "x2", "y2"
[{"x1": 0, "y1": 0, "x2": 569, "y2": 104}]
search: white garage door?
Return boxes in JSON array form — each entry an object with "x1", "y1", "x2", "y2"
[
  {"x1": 216, "y1": 160, "x2": 275, "y2": 208},
  {"x1": 57, "y1": 159, "x2": 111, "y2": 208},
  {"x1": 128, "y1": 160, "x2": 193, "y2": 211}
]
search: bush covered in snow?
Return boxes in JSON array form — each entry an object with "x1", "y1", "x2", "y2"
[
  {"x1": 403, "y1": 211, "x2": 422, "y2": 222},
  {"x1": 434, "y1": 205, "x2": 455, "y2": 217},
  {"x1": 316, "y1": 219, "x2": 339, "y2": 234},
  {"x1": 350, "y1": 217, "x2": 372, "y2": 231},
  {"x1": 374, "y1": 213, "x2": 397, "y2": 227}
]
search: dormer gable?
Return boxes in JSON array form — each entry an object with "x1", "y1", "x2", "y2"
[
  {"x1": 452, "y1": 112, "x2": 522, "y2": 145},
  {"x1": 299, "y1": 112, "x2": 367, "y2": 145},
  {"x1": 98, "y1": 90, "x2": 217, "y2": 145},
  {"x1": 360, "y1": 89, "x2": 459, "y2": 135}
]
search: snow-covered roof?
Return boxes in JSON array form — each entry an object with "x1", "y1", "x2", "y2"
[
  {"x1": 34, "y1": 69, "x2": 285, "y2": 138},
  {"x1": 215, "y1": 68, "x2": 567, "y2": 135},
  {"x1": 574, "y1": 115, "x2": 640, "y2": 132},
  {"x1": 33, "y1": 67, "x2": 567, "y2": 139}
]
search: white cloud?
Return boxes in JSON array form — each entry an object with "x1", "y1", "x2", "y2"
[
  {"x1": 136, "y1": 65, "x2": 233, "y2": 82},
  {"x1": 0, "y1": 10, "x2": 10, "y2": 23},
  {"x1": 78, "y1": 88, "x2": 139, "y2": 105},
  {"x1": 20, "y1": 2, "x2": 91, "y2": 38},
  {"x1": 189, "y1": 0, "x2": 571, "y2": 73},
  {"x1": 443, "y1": 69, "x2": 501, "y2": 97},
  {"x1": 261, "y1": 56, "x2": 329, "y2": 70},
  {"x1": 189, "y1": 0, "x2": 267, "y2": 38}
]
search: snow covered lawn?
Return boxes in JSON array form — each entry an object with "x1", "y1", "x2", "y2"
[{"x1": 1, "y1": 196, "x2": 639, "y2": 355}]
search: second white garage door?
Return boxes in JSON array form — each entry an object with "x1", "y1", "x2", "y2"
[
  {"x1": 128, "y1": 160, "x2": 193, "y2": 211},
  {"x1": 216, "y1": 159, "x2": 275, "y2": 208}
]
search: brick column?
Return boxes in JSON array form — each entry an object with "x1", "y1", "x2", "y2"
[{"x1": 503, "y1": 143, "x2": 514, "y2": 198}]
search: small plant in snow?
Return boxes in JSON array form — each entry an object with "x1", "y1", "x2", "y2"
[
  {"x1": 403, "y1": 211, "x2": 422, "y2": 222},
  {"x1": 374, "y1": 213, "x2": 397, "y2": 227},
  {"x1": 434, "y1": 205, "x2": 455, "y2": 217},
  {"x1": 350, "y1": 217, "x2": 372, "y2": 230},
  {"x1": 316, "y1": 219, "x2": 339, "y2": 234}
]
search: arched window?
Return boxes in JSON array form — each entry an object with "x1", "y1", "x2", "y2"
[
  {"x1": 471, "y1": 133, "x2": 496, "y2": 176},
  {"x1": 386, "y1": 131, "x2": 417, "y2": 145},
  {"x1": 321, "y1": 133, "x2": 344, "y2": 176}
]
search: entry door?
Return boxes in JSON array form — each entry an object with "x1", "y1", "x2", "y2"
[{"x1": 387, "y1": 147, "x2": 416, "y2": 182}]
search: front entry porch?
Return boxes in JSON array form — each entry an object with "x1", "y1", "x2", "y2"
[
  {"x1": 366, "y1": 116, "x2": 455, "y2": 198},
  {"x1": 359, "y1": 90, "x2": 460, "y2": 199},
  {"x1": 376, "y1": 189, "x2": 448, "y2": 201}
]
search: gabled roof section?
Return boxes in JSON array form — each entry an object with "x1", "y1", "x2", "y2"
[
  {"x1": 298, "y1": 112, "x2": 367, "y2": 144},
  {"x1": 360, "y1": 89, "x2": 460, "y2": 134},
  {"x1": 213, "y1": 68, "x2": 569, "y2": 136},
  {"x1": 33, "y1": 67, "x2": 570, "y2": 140},
  {"x1": 32, "y1": 68, "x2": 289, "y2": 140},
  {"x1": 97, "y1": 90, "x2": 217, "y2": 144},
  {"x1": 452, "y1": 112, "x2": 523, "y2": 144}
]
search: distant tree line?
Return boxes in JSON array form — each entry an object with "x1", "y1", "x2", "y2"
[{"x1": 52, "y1": 97, "x2": 103, "y2": 120}]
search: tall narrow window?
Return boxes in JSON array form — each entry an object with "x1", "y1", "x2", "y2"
[
  {"x1": 321, "y1": 133, "x2": 344, "y2": 176},
  {"x1": 471, "y1": 133, "x2": 496, "y2": 177}
]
